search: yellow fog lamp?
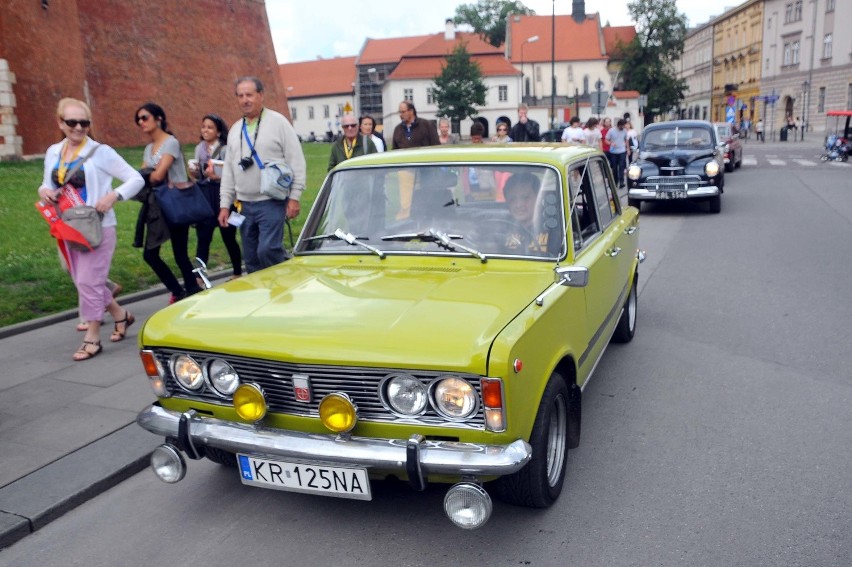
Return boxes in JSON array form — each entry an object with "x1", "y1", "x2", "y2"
[
  {"x1": 319, "y1": 393, "x2": 358, "y2": 433},
  {"x1": 233, "y1": 383, "x2": 267, "y2": 422}
]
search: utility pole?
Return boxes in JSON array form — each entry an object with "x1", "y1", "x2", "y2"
[{"x1": 550, "y1": 0, "x2": 556, "y2": 129}]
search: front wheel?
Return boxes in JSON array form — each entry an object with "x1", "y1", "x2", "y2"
[
  {"x1": 494, "y1": 374, "x2": 570, "y2": 508},
  {"x1": 708, "y1": 195, "x2": 721, "y2": 214},
  {"x1": 611, "y1": 274, "x2": 637, "y2": 343},
  {"x1": 627, "y1": 198, "x2": 641, "y2": 211}
]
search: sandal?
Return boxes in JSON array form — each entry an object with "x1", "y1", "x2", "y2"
[
  {"x1": 110, "y1": 310, "x2": 136, "y2": 342},
  {"x1": 73, "y1": 340, "x2": 102, "y2": 361},
  {"x1": 76, "y1": 319, "x2": 89, "y2": 332}
]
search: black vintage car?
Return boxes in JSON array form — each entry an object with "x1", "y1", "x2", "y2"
[{"x1": 626, "y1": 120, "x2": 724, "y2": 213}]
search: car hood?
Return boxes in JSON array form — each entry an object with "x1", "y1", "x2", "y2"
[
  {"x1": 141, "y1": 258, "x2": 554, "y2": 373},
  {"x1": 640, "y1": 148, "x2": 715, "y2": 167}
]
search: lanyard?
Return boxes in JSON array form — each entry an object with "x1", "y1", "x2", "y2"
[
  {"x1": 343, "y1": 138, "x2": 355, "y2": 160},
  {"x1": 57, "y1": 138, "x2": 87, "y2": 184},
  {"x1": 241, "y1": 109, "x2": 264, "y2": 169}
]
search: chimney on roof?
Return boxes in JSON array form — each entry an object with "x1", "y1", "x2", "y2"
[
  {"x1": 445, "y1": 18, "x2": 455, "y2": 41},
  {"x1": 572, "y1": 0, "x2": 586, "y2": 23}
]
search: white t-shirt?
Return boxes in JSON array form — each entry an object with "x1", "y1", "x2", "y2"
[
  {"x1": 584, "y1": 127, "x2": 602, "y2": 148},
  {"x1": 561, "y1": 125, "x2": 585, "y2": 144}
]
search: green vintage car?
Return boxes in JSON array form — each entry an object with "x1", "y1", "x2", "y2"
[{"x1": 136, "y1": 145, "x2": 642, "y2": 529}]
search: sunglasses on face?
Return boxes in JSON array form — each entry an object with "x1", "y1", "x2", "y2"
[
  {"x1": 63, "y1": 119, "x2": 91, "y2": 128},
  {"x1": 498, "y1": 127, "x2": 507, "y2": 132},
  {"x1": 342, "y1": 124, "x2": 358, "y2": 129},
  {"x1": 136, "y1": 114, "x2": 152, "y2": 123}
]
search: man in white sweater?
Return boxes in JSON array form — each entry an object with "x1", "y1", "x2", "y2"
[{"x1": 219, "y1": 76, "x2": 306, "y2": 273}]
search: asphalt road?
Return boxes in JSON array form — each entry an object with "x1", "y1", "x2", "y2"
[{"x1": 1, "y1": 141, "x2": 850, "y2": 566}]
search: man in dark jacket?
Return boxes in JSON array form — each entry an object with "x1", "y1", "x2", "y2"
[
  {"x1": 509, "y1": 103, "x2": 541, "y2": 142},
  {"x1": 392, "y1": 101, "x2": 440, "y2": 149},
  {"x1": 328, "y1": 113, "x2": 378, "y2": 171}
]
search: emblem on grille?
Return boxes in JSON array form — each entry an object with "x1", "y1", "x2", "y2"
[
  {"x1": 292, "y1": 374, "x2": 312, "y2": 403},
  {"x1": 669, "y1": 159, "x2": 679, "y2": 167}
]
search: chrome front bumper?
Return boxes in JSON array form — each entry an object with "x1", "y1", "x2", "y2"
[
  {"x1": 628, "y1": 184, "x2": 720, "y2": 201},
  {"x1": 137, "y1": 404, "x2": 532, "y2": 478}
]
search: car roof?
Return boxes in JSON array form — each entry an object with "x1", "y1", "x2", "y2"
[
  {"x1": 334, "y1": 144, "x2": 601, "y2": 171},
  {"x1": 645, "y1": 120, "x2": 713, "y2": 130}
]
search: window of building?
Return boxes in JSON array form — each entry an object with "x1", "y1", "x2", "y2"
[
  {"x1": 794, "y1": 0, "x2": 802, "y2": 21},
  {"x1": 823, "y1": 33, "x2": 833, "y2": 59},
  {"x1": 308, "y1": 106, "x2": 314, "y2": 119},
  {"x1": 323, "y1": 105, "x2": 329, "y2": 118},
  {"x1": 783, "y1": 43, "x2": 791, "y2": 65},
  {"x1": 498, "y1": 85, "x2": 508, "y2": 102},
  {"x1": 826, "y1": 0, "x2": 835, "y2": 11},
  {"x1": 337, "y1": 104, "x2": 343, "y2": 117},
  {"x1": 784, "y1": 3, "x2": 793, "y2": 23},
  {"x1": 818, "y1": 87, "x2": 826, "y2": 113},
  {"x1": 792, "y1": 40, "x2": 800, "y2": 64},
  {"x1": 848, "y1": 83, "x2": 852, "y2": 110},
  {"x1": 404, "y1": 88, "x2": 413, "y2": 102},
  {"x1": 291, "y1": 107, "x2": 297, "y2": 121},
  {"x1": 426, "y1": 87, "x2": 434, "y2": 104},
  {"x1": 582, "y1": 75, "x2": 589, "y2": 94}
]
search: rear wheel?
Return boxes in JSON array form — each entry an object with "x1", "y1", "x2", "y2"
[
  {"x1": 612, "y1": 274, "x2": 637, "y2": 343},
  {"x1": 725, "y1": 161, "x2": 734, "y2": 173},
  {"x1": 494, "y1": 374, "x2": 570, "y2": 508}
]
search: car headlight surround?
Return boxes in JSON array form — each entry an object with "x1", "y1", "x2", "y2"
[
  {"x1": 171, "y1": 354, "x2": 204, "y2": 391},
  {"x1": 206, "y1": 359, "x2": 240, "y2": 397},
  {"x1": 705, "y1": 160, "x2": 720, "y2": 177},
  {"x1": 381, "y1": 373, "x2": 429, "y2": 416},
  {"x1": 431, "y1": 376, "x2": 478, "y2": 420},
  {"x1": 627, "y1": 164, "x2": 642, "y2": 180}
]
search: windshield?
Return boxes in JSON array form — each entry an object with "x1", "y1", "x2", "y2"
[
  {"x1": 643, "y1": 126, "x2": 714, "y2": 150},
  {"x1": 296, "y1": 164, "x2": 566, "y2": 260}
]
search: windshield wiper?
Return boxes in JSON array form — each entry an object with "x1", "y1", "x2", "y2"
[
  {"x1": 303, "y1": 228, "x2": 385, "y2": 259},
  {"x1": 381, "y1": 228, "x2": 487, "y2": 263}
]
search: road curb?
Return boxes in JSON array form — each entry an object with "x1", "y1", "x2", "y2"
[
  {"x1": 0, "y1": 269, "x2": 234, "y2": 340},
  {"x1": 0, "y1": 424, "x2": 157, "y2": 549}
]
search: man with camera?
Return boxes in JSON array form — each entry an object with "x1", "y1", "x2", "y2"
[{"x1": 219, "y1": 76, "x2": 306, "y2": 273}]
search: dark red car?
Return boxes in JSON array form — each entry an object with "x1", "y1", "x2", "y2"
[{"x1": 713, "y1": 123, "x2": 743, "y2": 172}]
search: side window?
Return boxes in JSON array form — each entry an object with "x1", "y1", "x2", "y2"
[
  {"x1": 569, "y1": 165, "x2": 602, "y2": 251},
  {"x1": 589, "y1": 158, "x2": 618, "y2": 228}
]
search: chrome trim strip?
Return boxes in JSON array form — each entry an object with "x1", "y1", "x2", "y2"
[{"x1": 137, "y1": 404, "x2": 532, "y2": 477}]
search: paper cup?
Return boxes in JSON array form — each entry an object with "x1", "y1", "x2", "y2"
[{"x1": 211, "y1": 159, "x2": 225, "y2": 177}]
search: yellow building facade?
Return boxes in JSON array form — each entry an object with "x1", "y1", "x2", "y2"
[{"x1": 711, "y1": 0, "x2": 765, "y2": 126}]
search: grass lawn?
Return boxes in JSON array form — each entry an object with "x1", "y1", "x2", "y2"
[{"x1": 0, "y1": 143, "x2": 330, "y2": 328}]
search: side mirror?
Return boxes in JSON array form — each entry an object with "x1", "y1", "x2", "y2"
[{"x1": 555, "y1": 265, "x2": 588, "y2": 288}]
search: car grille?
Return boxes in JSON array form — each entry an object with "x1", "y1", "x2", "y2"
[
  {"x1": 152, "y1": 348, "x2": 486, "y2": 430},
  {"x1": 640, "y1": 175, "x2": 704, "y2": 190}
]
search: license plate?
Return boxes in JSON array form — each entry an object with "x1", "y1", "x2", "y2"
[
  {"x1": 237, "y1": 454, "x2": 372, "y2": 500},
  {"x1": 656, "y1": 190, "x2": 687, "y2": 199}
]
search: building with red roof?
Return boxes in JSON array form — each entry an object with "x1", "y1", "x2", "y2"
[{"x1": 279, "y1": 56, "x2": 357, "y2": 140}]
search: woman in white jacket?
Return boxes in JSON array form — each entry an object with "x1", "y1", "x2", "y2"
[{"x1": 37, "y1": 98, "x2": 144, "y2": 361}]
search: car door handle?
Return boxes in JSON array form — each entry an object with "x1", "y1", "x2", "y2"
[
  {"x1": 624, "y1": 226, "x2": 637, "y2": 235},
  {"x1": 606, "y1": 247, "x2": 622, "y2": 257}
]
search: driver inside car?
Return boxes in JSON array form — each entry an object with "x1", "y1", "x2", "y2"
[{"x1": 503, "y1": 172, "x2": 549, "y2": 255}]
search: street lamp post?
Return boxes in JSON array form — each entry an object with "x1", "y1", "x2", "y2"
[
  {"x1": 521, "y1": 35, "x2": 539, "y2": 105},
  {"x1": 801, "y1": 80, "x2": 809, "y2": 141},
  {"x1": 550, "y1": 0, "x2": 556, "y2": 129}
]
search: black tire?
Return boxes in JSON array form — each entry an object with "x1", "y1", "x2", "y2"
[
  {"x1": 735, "y1": 152, "x2": 742, "y2": 168},
  {"x1": 611, "y1": 274, "x2": 637, "y2": 343},
  {"x1": 494, "y1": 374, "x2": 570, "y2": 508},
  {"x1": 725, "y1": 161, "x2": 734, "y2": 173},
  {"x1": 205, "y1": 447, "x2": 237, "y2": 467},
  {"x1": 627, "y1": 198, "x2": 640, "y2": 211},
  {"x1": 708, "y1": 195, "x2": 721, "y2": 214}
]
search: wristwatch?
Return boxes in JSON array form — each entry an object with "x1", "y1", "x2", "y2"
[{"x1": 115, "y1": 192, "x2": 124, "y2": 201}]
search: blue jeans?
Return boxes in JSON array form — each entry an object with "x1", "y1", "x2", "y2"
[
  {"x1": 609, "y1": 152, "x2": 627, "y2": 186},
  {"x1": 239, "y1": 199, "x2": 288, "y2": 273}
]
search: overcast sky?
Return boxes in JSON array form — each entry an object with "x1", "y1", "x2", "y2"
[{"x1": 267, "y1": 0, "x2": 723, "y2": 64}]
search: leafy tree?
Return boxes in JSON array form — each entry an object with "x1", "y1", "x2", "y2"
[
  {"x1": 454, "y1": 0, "x2": 535, "y2": 47},
  {"x1": 432, "y1": 43, "x2": 488, "y2": 125},
  {"x1": 621, "y1": 0, "x2": 688, "y2": 123}
]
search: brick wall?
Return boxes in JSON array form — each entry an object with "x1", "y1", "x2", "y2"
[{"x1": 0, "y1": 0, "x2": 288, "y2": 156}]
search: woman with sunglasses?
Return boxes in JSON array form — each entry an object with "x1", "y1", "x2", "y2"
[
  {"x1": 189, "y1": 114, "x2": 242, "y2": 278},
  {"x1": 491, "y1": 121, "x2": 513, "y2": 143},
  {"x1": 135, "y1": 102, "x2": 202, "y2": 303},
  {"x1": 37, "y1": 98, "x2": 144, "y2": 361}
]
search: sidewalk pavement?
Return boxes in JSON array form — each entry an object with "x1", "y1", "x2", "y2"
[{"x1": 0, "y1": 273, "x2": 230, "y2": 549}]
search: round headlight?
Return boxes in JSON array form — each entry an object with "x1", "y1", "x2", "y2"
[
  {"x1": 172, "y1": 355, "x2": 203, "y2": 391},
  {"x1": 705, "y1": 160, "x2": 720, "y2": 177},
  {"x1": 432, "y1": 376, "x2": 477, "y2": 419},
  {"x1": 627, "y1": 164, "x2": 642, "y2": 180},
  {"x1": 319, "y1": 393, "x2": 358, "y2": 433},
  {"x1": 384, "y1": 374, "x2": 428, "y2": 416},
  {"x1": 207, "y1": 359, "x2": 239, "y2": 396},
  {"x1": 233, "y1": 383, "x2": 267, "y2": 421},
  {"x1": 444, "y1": 482, "x2": 492, "y2": 529}
]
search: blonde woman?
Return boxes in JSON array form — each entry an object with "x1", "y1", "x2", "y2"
[{"x1": 37, "y1": 98, "x2": 144, "y2": 361}]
